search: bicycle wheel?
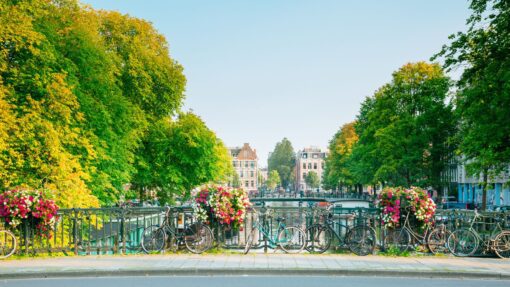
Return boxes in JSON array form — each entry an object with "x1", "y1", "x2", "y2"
[
  {"x1": 278, "y1": 226, "x2": 306, "y2": 253},
  {"x1": 0, "y1": 230, "x2": 16, "y2": 259},
  {"x1": 383, "y1": 228, "x2": 411, "y2": 253},
  {"x1": 346, "y1": 225, "x2": 376, "y2": 256},
  {"x1": 493, "y1": 230, "x2": 510, "y2": 259},
  {"x1": 184, "y1": 223, "x2": 213, "y2": 254},
  {"x1": 427, "y1": 225, "x2": 451, "y2": 254},
  {"x1": 165, "y1": 232, "x2": 179, "y2": 253},
  {"x1": 305, "y1": 224, "x2": 332, "y2": 253},
  {"x1": 447, "y1": 228, "x2": 478, "y2": 257},
  {"x1": 244, "y1": 229, "x2": 257, "y2": 254},
  {"x1": 141, "y1": 225, "x2": 165, "y2": 253}
]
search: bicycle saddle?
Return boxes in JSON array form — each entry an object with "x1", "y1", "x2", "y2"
[{"x1": 276, "y1": 217, "x2": 286, "y2": 222}]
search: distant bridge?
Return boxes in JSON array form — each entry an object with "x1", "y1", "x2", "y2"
[{"x1": 248, "y1": 191, "x2": 374, "y2": 206}]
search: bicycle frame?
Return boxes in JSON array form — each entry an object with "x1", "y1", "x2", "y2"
[
  {"x1": 158, "y1": 209, "x2": 202, "y2": 245},
  {"x1": 464, "y1": 212, "x2": 505, "y2": 251},
  {"x1": 323, "y1": 216, "x2": 351, "y2": 247},
  {"x1": 251, "y1": 218, "x2": 287, "y2": 247},
  {"x1": 401, "y1": 211, "x2": 431, "y2": 245}
]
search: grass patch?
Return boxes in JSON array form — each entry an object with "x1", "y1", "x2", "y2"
[
  {"x1": 4, "y1": 251, "x2": 73, "y2": 260},
  {"x1": 379, "y1": 246, "x2": 411, "y2": 257}
]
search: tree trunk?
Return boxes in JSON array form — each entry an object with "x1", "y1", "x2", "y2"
[
  {"x1": 139, "y1": 186, "x2": 144, "y2": 203},
  {"x1": 405, "y1": 170, "x2": 411, "y2": 188},
  {"x1": 481, "y1": 168, "x2": 488, "y2": 211}
]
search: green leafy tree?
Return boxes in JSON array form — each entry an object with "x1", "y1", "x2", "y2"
[
  {"x1": 323, "y1": 121, "x2": 358, "y2": 191},
  {"x1": 349, "y1": 96, "x2": 381, "y2": 188},
  {"x1": 257, "y1": 171, "x2": 265, "y2": 189},
  {"x1": 0, "y1": 0, "x2": 225, "y2": 208},
  {"x1": 433, "y1": 0, "x2": 510, "y2": 210},
  {"x1": 305, "y1": 171, "x2": 320, "y2": 191},
  {"x1": 131, "y1": 113, "x2": 233, "y2": 203},
  {"x1": 350, "y1": 62, "x2": 455, "y2": 194},
  {"x1": 231, "y1": 172, "x2": 241, "y2": 188},
  {"x1": 268, "y1": 138, "x2": 296, "y2": 189},
  {"x1": 0, "y1": 1, "x2": 100, "y2": 207},
  {"x1": 266, "y1": 170, "x2": 281, "y2": 190}
]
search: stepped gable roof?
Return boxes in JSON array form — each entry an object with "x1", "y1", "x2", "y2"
[{"x1": 229, "y1": 143, "x2": 257, "y2": 160}]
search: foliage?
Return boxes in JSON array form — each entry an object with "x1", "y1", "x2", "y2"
[
  {"x1": 266, "y1": 170, "x2": 281, "y2": 190},
  {"x1": 305, "y1": 171, "x2": 320, "y2": 190},
  {"x1": 378, "y1": 187, "x2": 436, "y2": 229},
  {"x1": 433, "y1": 0, "x2": 510, "y2": 208},
  {"x1": 349, "y1": 62, "x2": 455, "y2": 191},
  {"x1": 0, "y1": 189, "x2": 59, "y2": 238},
  {"x1": 323, "y1": 121, "x2": 358, "y2": 190},
  {"x1": 231, "y1": 172, "x2": 241, "y2": 188},
  {"x1": 0, "y1": 0, "x2": 223, "y2": 207},
  {"x1": 268, "y1": 138, "x2": 296, "y2": 189},
  {"x1": 194, "y1": 185, "x2": 251, "y2": 230},
  {"x1": 131, "y1": 113, "x2": 234, "y2": 203}
]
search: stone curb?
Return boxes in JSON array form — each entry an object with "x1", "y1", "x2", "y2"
[{"x1": 1, "y1": 268, "x2": 509, "y2": 280}]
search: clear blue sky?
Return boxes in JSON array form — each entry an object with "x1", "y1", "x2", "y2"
[{"x1": 83, "y1": 0, "x2": 470, "y2": 166}]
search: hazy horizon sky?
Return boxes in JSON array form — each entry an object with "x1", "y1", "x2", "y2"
[{"x1": 83, "y1": 0, "x2": 470, "y2": 166}]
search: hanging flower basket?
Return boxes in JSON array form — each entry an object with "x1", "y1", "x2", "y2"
[
  {"x1": 194, "y1": 185, "x2": 251, "y2": 231},
  {"x1": 0, "y1": 189, "x2": 59, "y2": 239},
  {"x1": 378, "y1": 186, "x2": 436, "y2": 230}
]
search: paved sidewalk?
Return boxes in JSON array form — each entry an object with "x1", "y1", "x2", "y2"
[{"x1": 1, "y1": 254, "x2": 509, "y2": 279}]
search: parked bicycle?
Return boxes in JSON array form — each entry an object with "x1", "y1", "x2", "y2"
[
  {"x1": 383, "y1": 208, "x2": 451, "y2": 254},
  {"x1": 305, "y1": 206, "x2": 376, "y2": 256},
  {"x1": 141, "y1": 207, "x2": 213, "y2": 254},
  {"x1": 0, "y1": 229, "x2": 16, "y2": 259},
  {"x1": 244, "y1": 208, "x2": 306, "y2": 254},
  {"x1": 447, "y1": 209, "x2": 510, "y2": 258}
]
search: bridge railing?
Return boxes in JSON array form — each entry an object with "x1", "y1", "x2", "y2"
[
  {"x1": 249, "y1": 191, "x2": 374, "y2": 201},
  {"x1": 2, "y1": 206, "x2": 509, "y2": 256}
]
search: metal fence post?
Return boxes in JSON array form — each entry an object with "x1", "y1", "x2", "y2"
[
  {"x1": 120, "y1": 208, "x2": 126, "y2": 254},
  {"x1": 72, "y1": 209, "x2": 78, "y2": 256}
]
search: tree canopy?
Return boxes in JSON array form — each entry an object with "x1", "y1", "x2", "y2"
[
  {"x1": 433, "y1": 0, "x2": 510, "y2": 209},
  {"x1": 305, "y1": 171, "x2": 320, "y2": 190},
  {"x1": 0, "y1": 0, "x2": 231, "y2": 207},
  {"x1": 268, "y1": 138, "x2": 296, "y2": 189},
  {"x1": 347, "y1": 62, "x2": 456, "y2": 192},
  {"x1": 323, "y1": 121, "x2": 358, "y2": 191},
  {"x1": 266, "y1": 170, "x2": 281, "y2": 190}
]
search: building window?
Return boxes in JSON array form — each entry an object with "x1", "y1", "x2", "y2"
[
  {"x1": 313, "y1": 154, "x2": 318, "y2": 159},
  {"x1": 303, "y1": 163, "x2": 306, "y2": 169},
  {"x1": 245, "y1": 161, "x2": 248, "y2": 168},
  {"x1": 302, "y1": 153, "x2": 307, "y2": 159},
  {"x1": 308, "y1": 163, "x2": 312, "y2": 169},
  {"x1": 233, "y1": 161, "x2": 237, "y2": 167},
  {"x1": 245, "y1": 181, "x2": 249, "y2": 187},
  {"x1": 240, "y1": 171, "x2": 244, "y2": 178},
  {"x1": 250, "y1": 171, "x2": 254, "y2": 177},
  {"x1": 321, "y1": 162, "x2": 324, "y2": 169},
  {"x1": 251, "y1": 181, "x2": 254, "y2": 187},
  {"x1": 303, "y1": 172, "x2": 306, "y2": 179},
  {"x1": 251, "y1": 161, "x2": 255, "y2": 168},
  {"x1": 314, "y1": 163, "x2": 317, "y2": 169}
]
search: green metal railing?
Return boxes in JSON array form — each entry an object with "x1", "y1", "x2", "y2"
[{"x1": 2, "y1": 206, "x2": 509, "y2": 256}]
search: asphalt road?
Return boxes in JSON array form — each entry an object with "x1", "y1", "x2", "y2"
[{"x1": 2, "y1": 276, "x2": 510, "y2": 287}]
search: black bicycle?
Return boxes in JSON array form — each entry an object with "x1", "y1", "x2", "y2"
[
  {"x1": 383, "y1": 210, "x2": 451, "y2": 254},
  {"x1": 306, "y1": 206, "x2": 376, "y2": 256},
  {"x1": 141, "y1": 207, "x2": 213, "y2": 254}
]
